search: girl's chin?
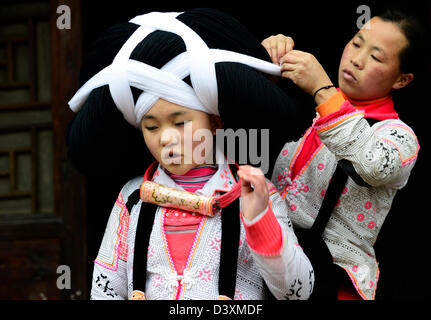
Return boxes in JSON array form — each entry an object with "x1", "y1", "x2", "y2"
[
  {"x1": 339, "y1": 84, "x2": 363, "y2": 100},
  {"x1": 161, "y1": 162, "x2": 193, "y2": 175}
]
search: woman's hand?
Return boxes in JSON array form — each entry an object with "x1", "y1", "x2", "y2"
[
  {"x1": 280, "y1": 50, "x2": 335, "y2": 100},
  {"x1": 262, "y1": 34, "x2": 336, "y2": 102},
  {"x1": 237, "y1": 165, "x2": 269, "y2": 221},
  {"x1": 261, "y1": 34, "x2": 295, "y2": 65}
]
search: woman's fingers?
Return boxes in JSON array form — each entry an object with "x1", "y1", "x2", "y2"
[
  {"x1": 262, "y1": 34, "x2": 295, "y2": 65},
  {"x1": 280, "y1": 50, "x2": 303, "y2": 64},
  {"x1": 280, "y1": 62, "x2": 296, "y2": 72}
]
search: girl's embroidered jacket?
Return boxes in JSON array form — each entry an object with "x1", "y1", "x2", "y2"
[
  {"x1": 271, "y1": 92, "x2": 420, "y2": 300},
  {"x1": 91, "y1": 148, "x2": 314, "y2": 300}
]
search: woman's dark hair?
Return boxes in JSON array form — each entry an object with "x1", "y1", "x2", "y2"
[
  {"x1": 67, "y1": 8, "x2": 312, "y2": 180},
  {"x1": 376, "y1": 9, "x2": 425, "y2": 77}
]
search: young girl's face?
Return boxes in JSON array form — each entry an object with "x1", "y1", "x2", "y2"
[
  {"x1": 338, "y1": 17, "x2": 412, "y2": 100},
  {"x1": 141, "y1": 99, "x2": 216, "y2": 175}
]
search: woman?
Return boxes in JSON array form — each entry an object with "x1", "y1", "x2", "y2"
[{"x1": 262, "y1": 9, "x2": 422, "y2": 300}]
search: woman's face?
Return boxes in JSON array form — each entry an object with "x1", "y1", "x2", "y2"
[
  {"x1": 141, "y1": 99, "x2": 216, "y2": 175},
  {"x1": 338, "y1": 17, "x2": 412, "y2": 100}
]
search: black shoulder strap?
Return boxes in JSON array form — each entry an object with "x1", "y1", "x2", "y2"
[
  {"x1": 218, "y1": 197, "x2": 241, "y2": 298},
  {"x1": 364, "y1": 117, "x2": 379, "y2": 126},
  {"x1": 126, "y1": 188, "x2": 158, "y2": 291},
  {"x1": 216, "y1": 163, "x2": 241, "y2": 298},
  {"x1": 311, "y1": 162, "x2": 348, "y2": 236},
  {"x1": 132, "y1": 199, "x2": 158, "y2": 292},
  {"x1": 303, "y1": 116, "x2": 378, "y2": 235},
  {"x1": 312, "y1": 116, "x2": 381, "y2": 233},
  {"x1": 125, "y1": 189, "x2": 140, "y2": 214}
]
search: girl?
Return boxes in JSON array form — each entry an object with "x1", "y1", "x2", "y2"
[
  {"x1": 262, "y1": 9, "x2": 422, "y2": 300},
  {"x1": 67, "y1": 8, "x2": 313, "y2": 300}
]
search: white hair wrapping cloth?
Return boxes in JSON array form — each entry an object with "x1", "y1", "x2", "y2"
[{"x1": 68, "y1": 11, "x2": 281, "y2": 128}]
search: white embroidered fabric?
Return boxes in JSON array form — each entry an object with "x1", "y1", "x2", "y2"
[{"x1": 68, "y1": 11, "x2": 281, "y2": 128}]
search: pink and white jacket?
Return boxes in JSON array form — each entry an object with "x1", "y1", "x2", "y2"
[
  {"x1": 91, "y1": 147, "x2": 314, "y2": 300},
  {"x1": 271, "y1": 91, "x2": 420, "y2": 300}
]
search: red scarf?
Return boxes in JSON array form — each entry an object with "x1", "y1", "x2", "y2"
[{"x1": 289, "y1": 91, "x2": 398, "y2": 181}]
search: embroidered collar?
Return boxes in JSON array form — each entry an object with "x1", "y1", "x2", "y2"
[{"x1": 339, "y1": 90, "x2": 398, "y2": 120}]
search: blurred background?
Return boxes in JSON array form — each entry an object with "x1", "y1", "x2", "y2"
[{"x1": 0, "y1": 0, "x2": 429, "y2": 300}]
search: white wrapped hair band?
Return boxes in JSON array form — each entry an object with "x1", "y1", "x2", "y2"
[{"x1": 68, "y1": 11, "x2": 281, "y2": 128}]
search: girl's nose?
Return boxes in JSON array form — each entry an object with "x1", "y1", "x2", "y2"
[
  {"x1": 351, "y1": 58, "x2": 361, "y2": 69},
  {"x1": 160, "y1": 128, "x2": 181, "y2": 147}
]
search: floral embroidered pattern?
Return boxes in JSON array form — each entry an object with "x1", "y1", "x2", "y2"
[
  {"x1": 283, "y1": 179, "x2": 310, "y2": 199},
  {"x1": 153, "y1": 275, "x2": 164, "y2": 288},
  {"x1": 220, "y1": 169, "x2": 234, "y2": 187},
  {"x1": 147, "y1": 246, "x2": 155, "y2": 258},
  {"x1": 234, "y1": 290, "x2": 244, "y2": 300},
  {"x1": 277, "y1": 170, "x2": 290, "y2": 190},
  {"x1": 95, "y1": 273, "x2": 118, "y2": 298},
  {"x1": 376, "y1": 141, "x2": 397, "y2": 177},
  {"x1": 389, "y1": 129, "x2": 407, "y2": 144},
  {"x1": 198, "y1": 268, "x2": 213, "y2": 282},
  {"x1": 209, "y1": 237, "x2": 221, "y2": 250},
  {"x1": 284, "y1": 279, "x2": 303, "y2": 299}
]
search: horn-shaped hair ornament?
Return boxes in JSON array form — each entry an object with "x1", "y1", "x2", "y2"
[
  {"x1": 140, "y1": 162, "x2": 241, "y2": 217},
  {"x1": 68, "y1": 11, "x2": 280, "y2": 128}
]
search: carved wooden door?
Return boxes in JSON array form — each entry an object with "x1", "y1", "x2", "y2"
[{"x1": 0, "y1": 0, "x2": 86, "y2": 300}]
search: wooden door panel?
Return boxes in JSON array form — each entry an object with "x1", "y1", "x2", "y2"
[
  {"x1": 0, "y1": 238, "x2": 61, "y2": 300},
  {"x1": 0, "y1": 0, "x2": 86, "y2": 300}
]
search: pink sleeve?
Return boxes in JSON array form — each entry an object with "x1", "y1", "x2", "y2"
[{"x1": 241, "y1": 204, "x2": 284, "y2": 256}]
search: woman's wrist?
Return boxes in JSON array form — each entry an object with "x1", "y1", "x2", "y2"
[{"x1": 314, "y1": 86, "x2": 338, "y2": 105}]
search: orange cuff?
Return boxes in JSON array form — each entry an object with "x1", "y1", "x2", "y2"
[{"x1": 316, "y1": 91, "x2": 346, "y2": 117}]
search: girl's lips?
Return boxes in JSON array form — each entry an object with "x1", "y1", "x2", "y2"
[
  {"x1": 162, "y1": 150, "x2": 182, "y2": 163},
  {"x1": 343, "y1": 69, "x2": 357, "y2": 82}
]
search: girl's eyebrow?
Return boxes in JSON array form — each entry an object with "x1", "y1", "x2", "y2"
[
  {"x1": 169, "y1": 111, "x2": 188, "y2": 117},
  {"x1": 357, "y1": 33, "x2": 365, "y2": 41},
  {"x1": 142, "y1": 111, "x2": 188, "y2": 120}
]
